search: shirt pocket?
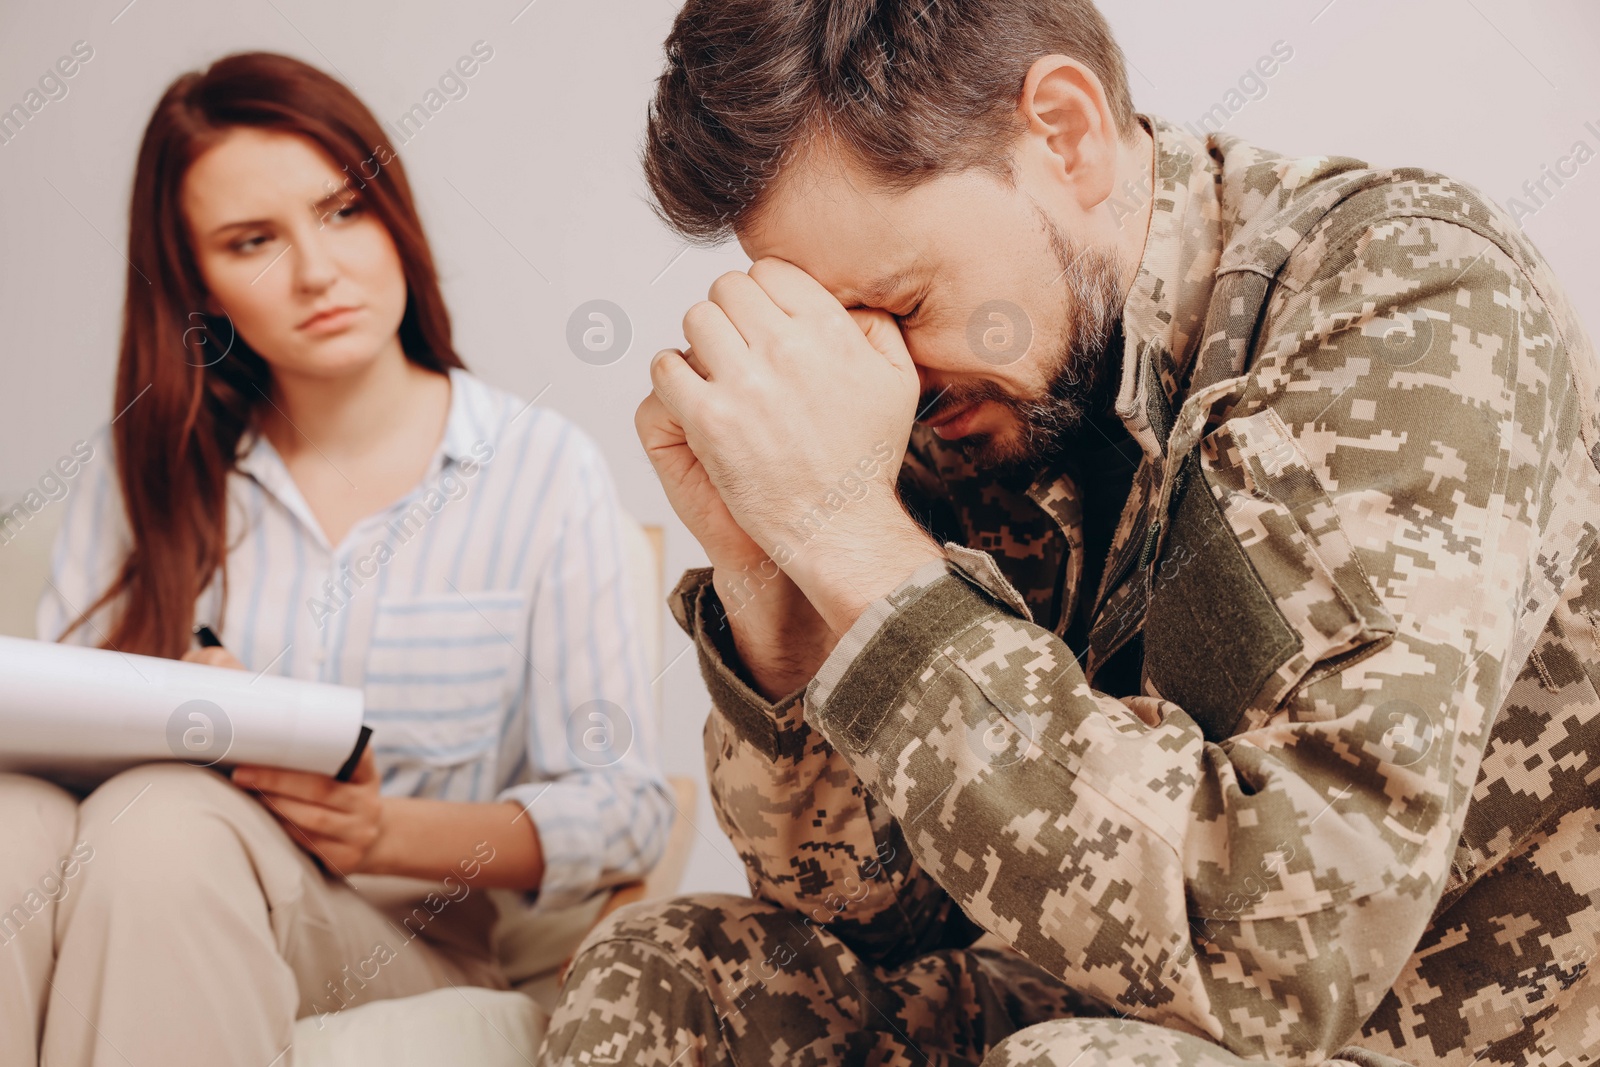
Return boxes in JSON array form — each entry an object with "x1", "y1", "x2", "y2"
[
  {"x1": 362, "y1": 590, "x2": 530, "y2": 796},
  {"x1": 1142, "y1": 408, "x2": 1397, "y2": 741}
]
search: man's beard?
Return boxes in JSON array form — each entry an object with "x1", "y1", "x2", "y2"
[{"x1": 920, "y1": 218, "x2": 1127, "y2": 475}]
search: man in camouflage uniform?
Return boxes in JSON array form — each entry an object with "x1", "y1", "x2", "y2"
[{"x1": 541, "y1": 1, "x2": 1600, "y2": 1064}]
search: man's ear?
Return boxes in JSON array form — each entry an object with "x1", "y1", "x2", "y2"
[{"x1": 1014, "y1": 55, "x2": 1121, "y2": 214}]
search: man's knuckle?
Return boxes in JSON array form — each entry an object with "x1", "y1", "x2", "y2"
[
  {"x1": 708, "y1": 271, "x2": 746, "y2": 303},
  {"x1": 683, "y1": 300, "x2": 721, "y2": 335}
]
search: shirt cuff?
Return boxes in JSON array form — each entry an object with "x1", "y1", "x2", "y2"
[
  {"x1": 802, "y1": 542, "x2": 1035, "y2": 776},
  {"x1": 667, "y1": 567, "x2": 810, "y2": 763}
]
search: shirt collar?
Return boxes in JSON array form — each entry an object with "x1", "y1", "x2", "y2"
[
  {"x1": 233, "y1": 366, "x2": 485, "y2": 548},
  {"x1": 437, "y1": 366, "x2": 482, "y2": 465}
]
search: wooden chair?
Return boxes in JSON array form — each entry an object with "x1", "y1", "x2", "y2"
[{"x1": 577, "y1": 518, "x2": 699, "y2": 936}]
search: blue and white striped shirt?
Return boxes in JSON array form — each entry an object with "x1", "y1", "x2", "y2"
[{"x1": 38, "y1": 368, "x2": 672, "y2": 914}]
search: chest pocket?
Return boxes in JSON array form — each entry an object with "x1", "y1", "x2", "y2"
[
  {"x1": 362, "y1": 590, "x2": 530, "y2": 794},
  {"x1": 1142, "y1": 409, "x2": 1397, "y2": 741}
]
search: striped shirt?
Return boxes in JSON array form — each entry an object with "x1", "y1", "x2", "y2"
[{"x1": 38, "y1": 367, "x2": 672, "y2": 914}]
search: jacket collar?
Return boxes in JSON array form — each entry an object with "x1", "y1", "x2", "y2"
[
  {"x1": 1014, "y1": 114, "x2": 1224, "y2": 507},
  {"x1": 1099, "y1": 113, "x2": 1224, "y2": 469}
]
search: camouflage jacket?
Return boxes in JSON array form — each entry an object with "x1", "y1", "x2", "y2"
[{"x1": 667, "y1": 114, "x2": 1600, "y2": 1066}]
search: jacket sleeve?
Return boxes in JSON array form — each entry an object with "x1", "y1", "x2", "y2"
[
  {"x1": 795, "y1": 216, "x2": 1599, "y2": 1062},
  {"x1": 670, "y1": 443, "x2": 987, "y2": 966}
]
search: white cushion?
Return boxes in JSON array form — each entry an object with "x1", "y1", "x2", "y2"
[
  {"x1": 291, "y1": 985, "x2": 548, "y2": 1066},
  {"x1": 285, "y1": 831, "x2": 611, "y2": 1065}
]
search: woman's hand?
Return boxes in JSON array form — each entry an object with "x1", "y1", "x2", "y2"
[
  {"x1": 181, "y1": 646, "x2": 386, "y2": 875},
  {"x1": 182, "y1": 646, "x2": 248, "y2": 671},
  {"x1": 230, "y1": 747, "x2": 384, "y2": 876}
]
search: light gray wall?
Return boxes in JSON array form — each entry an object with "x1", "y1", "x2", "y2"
[{"x1": 2, "y1": 0, "x2": 1596, "y2": 895}]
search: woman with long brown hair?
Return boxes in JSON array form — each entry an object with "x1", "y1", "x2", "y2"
[{"x1": 0, "y1": 51, "x2": 670, "y2": 1065}]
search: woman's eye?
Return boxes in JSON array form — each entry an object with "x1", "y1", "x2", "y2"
[
  {"x1": 332, "y1": 202, "x2": 364, "y2": 221},
  {"x1": 898, "y1": 300, "x2": 925, "y2": 325},
  {"x1": 232, "y1": 235, "x2": 269, "y2": 253}
]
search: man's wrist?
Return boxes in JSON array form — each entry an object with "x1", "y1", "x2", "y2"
[
  {"x1": 711, "y1": 565, "x2": 834, "y2": 702},
  {"x1": 784, "y1": 505, "x2": 946, "y2": 636},
  {"x1": 712, "y1": 558, "x2": 809, "y2": 632}
]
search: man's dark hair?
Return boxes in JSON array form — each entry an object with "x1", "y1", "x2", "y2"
[{"x1": 643, "y1": 0, "x2": 1137, "y2": 245}]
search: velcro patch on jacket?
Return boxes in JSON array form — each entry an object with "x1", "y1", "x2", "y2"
[{"x1": 1142, "y1": 457, "x2": 1302, "y2": 742}]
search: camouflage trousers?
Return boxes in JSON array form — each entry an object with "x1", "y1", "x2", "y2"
[{"x1": 538, "y1": 894, "x2": 1409, "y2": 1067}]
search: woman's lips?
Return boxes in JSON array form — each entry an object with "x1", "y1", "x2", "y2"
[{"x1": 297, "y1": 306, "x2": 362, "y2": 333}]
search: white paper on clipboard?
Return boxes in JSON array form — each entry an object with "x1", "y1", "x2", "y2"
[{"x1": 0, "y1": 634, "x2": 365, "y2": 791}]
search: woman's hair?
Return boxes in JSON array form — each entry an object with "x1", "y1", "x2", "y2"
[
  {"x1": 643, "y1": 0, "x2": 1137, "y2": 244},
  {"x1": 63, "y1": 51, "x2": 464, "y2": 658}
]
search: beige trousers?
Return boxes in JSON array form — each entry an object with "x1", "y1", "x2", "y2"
[{"x1": 0, "y1": 762, "x2": 511, "y2": 1067}]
